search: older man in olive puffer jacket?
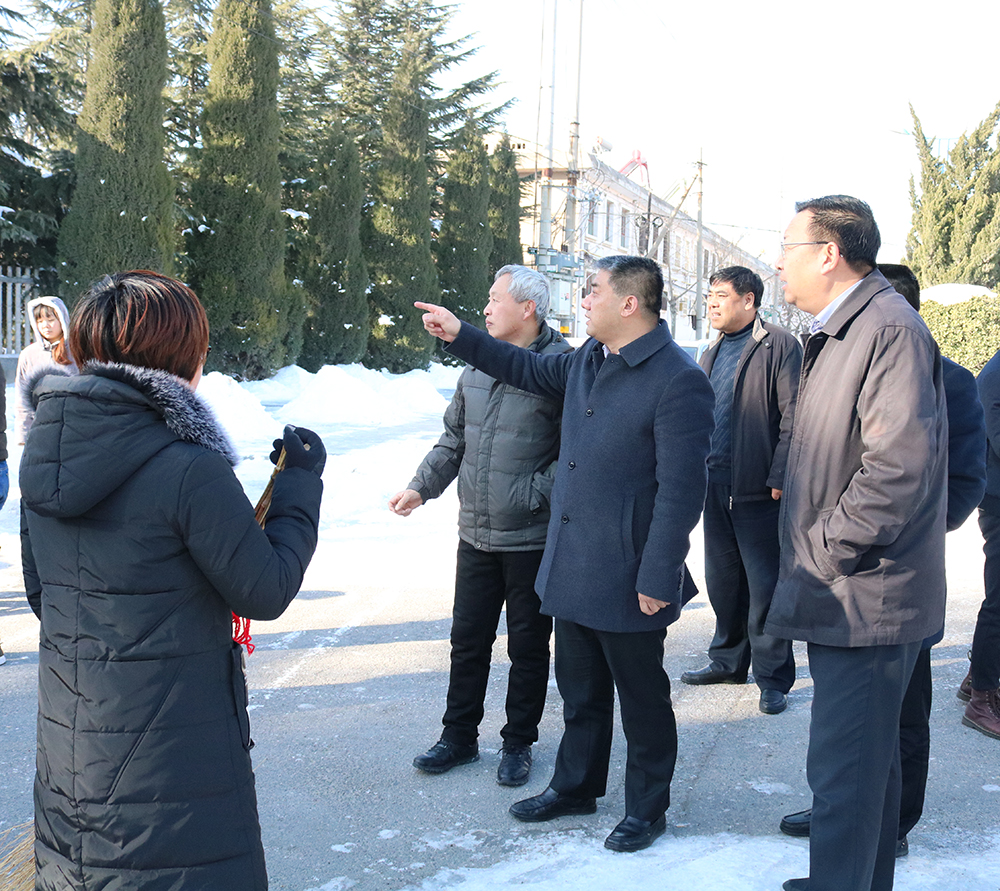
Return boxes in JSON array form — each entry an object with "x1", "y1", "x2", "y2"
[{"x1": 390, "y1": 265, "x2": 571, "y2": 788}]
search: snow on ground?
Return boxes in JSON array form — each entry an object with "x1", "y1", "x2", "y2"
[{"x1": 360, "y1": 833, "x2": 1000, "y2": 891}]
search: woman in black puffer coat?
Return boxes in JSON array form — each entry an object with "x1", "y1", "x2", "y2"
[{"x1": 20, "y1": 270, "x2": 325, "y2": 890}]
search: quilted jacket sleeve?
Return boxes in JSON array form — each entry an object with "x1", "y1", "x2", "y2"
[
  {"x1": 177, "y1": 451, "x2": 323, "y2": 620},
  {"x1": 409, "y1": 372, "x2": 466, "y2": 502}
]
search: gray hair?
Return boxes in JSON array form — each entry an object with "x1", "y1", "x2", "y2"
[{"x1": 495, "y1": 265, "x2": 550, "y2": 321}]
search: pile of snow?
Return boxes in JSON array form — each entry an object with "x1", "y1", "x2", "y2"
[
  {"x1": 199, "y1": 362, "x2": 461, "y2": 446},
  {"x1": 240, "y1": 365, "x2": 318, "y2": 407},
  {"x1": 197, "y1": 372, "x2": 274, "y2": 444},
  {"x1": 277, "y1": 364, "x2": 454, "y2": 428},
  {"x1": 420, "y1": 360, "x2": 465, "y2": 391},
  {"x1": 922, "y1": 283, "x2": 996, "y2": 306}
]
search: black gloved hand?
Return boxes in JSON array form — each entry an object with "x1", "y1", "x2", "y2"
[{"x1": 270, "y1": 424, "x2": 326, "y2": 477}]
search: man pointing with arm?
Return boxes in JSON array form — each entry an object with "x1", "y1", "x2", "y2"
[{"x1": 417, "y1": 255, "x2": 715, "y2": 853}]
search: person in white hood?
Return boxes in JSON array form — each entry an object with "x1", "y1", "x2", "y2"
[{"x1": 16, "y1": 295, "x2": 77, "y2": 444}]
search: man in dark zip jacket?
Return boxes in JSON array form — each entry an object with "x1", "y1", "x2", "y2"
[
  {"x1": 680, "y1": 266, "x2": 802, "y2": 715},
  {"x1": 390, "y1": 265, "x2": 571, "y2": 787}
]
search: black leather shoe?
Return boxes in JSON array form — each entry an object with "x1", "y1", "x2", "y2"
[
  {"x1": 604, "y1": 814, "x2": 666, "y2": 852},
  {"x1": 779, "y1": 808, "x2": 812, "y2": 837},
  {"x1": 782, "y1": 880, "x2": 809, "y2": 891},
  {"x1": 779, "y1": 809, "x2": 908, "y2": 858},
  {"x1": 509, "y1": 786, "x2": 597, "y2": 822},
  {"x1": 497, "y1": 744, "x2": 532, "y2": 787},
  {"x1": 759, "y1": 689, "x2": 788, "y2": 714},
  {"x1": 680, "y1": 664, "x2": 747, "y2": 685},
  {"x1": 413, "y1": 738, "x2": 479, "y2": 774}
]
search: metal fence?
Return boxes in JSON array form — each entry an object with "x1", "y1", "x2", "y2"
[{"x1": 0, "y1": 266, "x2": 34, "y2": 356}]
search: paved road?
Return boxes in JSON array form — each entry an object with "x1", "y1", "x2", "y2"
[{"x1": 2, "y1": 421, "x2": 998, "y2": 890}]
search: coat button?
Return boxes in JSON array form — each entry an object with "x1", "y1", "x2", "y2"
[
  {"x1": 568, "y1": 461, "x2": 576, "y2": 469},
  {"x1": 475, "y1": 542, "x2": 483, "y2": 549},
  {"x1": 585, "y1": 408, "x2": 594, "y2": 416},
  {"x1": 561, "y1": 515, "x2": 569, "y2": 523}
]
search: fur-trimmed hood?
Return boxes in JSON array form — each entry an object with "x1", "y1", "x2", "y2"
[{"x1": 21, "y1": 362, "x2": 238, "y2": 519}]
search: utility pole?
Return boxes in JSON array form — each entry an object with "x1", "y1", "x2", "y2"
[
  {"x1": 638, "y1": 189, "x2": 652, "y2": 255},
  {"x1": 564, "y1": 0, "x2": 583, "y2": 256},
  {"x1": 564, "y1": 0, "x2": 584, "y2": 332},
  {"x1": 538, "y1": 0, "x2": 559, "y2": 252},
  {"x1": 695, "y1": 150, "x2": 705, "y2": 338}
]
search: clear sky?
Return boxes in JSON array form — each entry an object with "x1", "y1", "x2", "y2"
[{"x1": 447, "y1": 0, "x2": 1000, "y2": 267}]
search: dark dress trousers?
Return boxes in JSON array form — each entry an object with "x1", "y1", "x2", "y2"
[{"x1": 447, "y1": 319, "x2": 714, "y2": 820}]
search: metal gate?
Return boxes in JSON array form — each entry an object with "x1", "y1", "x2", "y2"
[{"x1": 0, "y1": 266, "x2": 34, "y2": 356}]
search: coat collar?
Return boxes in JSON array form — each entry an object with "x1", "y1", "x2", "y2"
[
  {"x1": 708, "y1": 314, "x2": 767, "y2": 350},
  {"x1": 528, "y1": 322, "x2": 565, "y2": 353},
  {"x1": 819, "y1": 269, "x2": 894, "y2": 338},
  {"x1": 592, "y1": 319, "x2": 672, "y2": 368},
  {"x1": 84, "y1": 362, "x2": 239, "y2": 466}
]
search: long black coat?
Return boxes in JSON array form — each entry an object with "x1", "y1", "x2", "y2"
[
  {"x1": 447, "y1": 320, "x2": 715, "y2": 633},
  {"x1": 21, "y1": 363, "x2": 322, "y2": 891}
]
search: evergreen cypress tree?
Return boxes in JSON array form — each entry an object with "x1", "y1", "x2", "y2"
[
  {"x1": 297, "y1": 121, "x2": 369, "y2": 371},
  {"x1": 274, "y1": 0, "x2": 339, "y2": 330},
  {"x1": 488, "y1": 132, "x2": 523, "y2": 275},
  {"x1": 57, "y1": 0, "x2": 173, "y2": 296},
  {"x1": 435, "y1": 119, "x2": 491, "y2": 333},
  {"x1": 907, "y1": 101, "x2": 1000, "y2": 290},
  {"x1": 188, "y1": 0, "x2": 301, "y2": 380},
  {"x1": 0, "y1": 7, "x2": 76, "y2": 276},
  {"x1": 331, "y1": 0, "x2": 394, "y2": 185},
  {"x1": 364, "y1": 27, "x2": 438, "y2": 373},
  {"x1": 163, "y1": 0, "x2": 211, "y2": 163},
  {"x1": 946, "y1": 105, "x2": 1000, "y2": 288},
  {"x1": 907, "y1": 105, "x2": 959, "y2": 285}
]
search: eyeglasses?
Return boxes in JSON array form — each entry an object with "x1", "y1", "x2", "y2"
[{"x1": 778, "y1": 241, "x2": 830, "y2": 258}]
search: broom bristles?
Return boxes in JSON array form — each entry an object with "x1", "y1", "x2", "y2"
[
  {"x1": 0, "y1": 821, "x2": 34, "y2": 891},
  {"x1": 253, "y1": 448, "x2": 287, "y2": 528}
]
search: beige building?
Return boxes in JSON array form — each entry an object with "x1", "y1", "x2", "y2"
[{"x1": 493, "y1": 135, "x2": 799, "y2": 341}]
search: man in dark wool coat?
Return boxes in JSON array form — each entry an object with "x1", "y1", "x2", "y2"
[{"x1": 416, "y1": 254, "x2": 715, "y2": 853}]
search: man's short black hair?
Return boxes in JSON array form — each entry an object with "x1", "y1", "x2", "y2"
[
  {"x1": 795, "y1": 195, "x2": 881, "y2": 274},
  {"x1": 594, "y1": 255, "x2": 664, "y2": 317},
  {"x1": 878, "y1": 263, "x2": 920, "y2": 312},
  {"x1": 709, "y1": 266, "x2": 764, "y2": 308}
]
